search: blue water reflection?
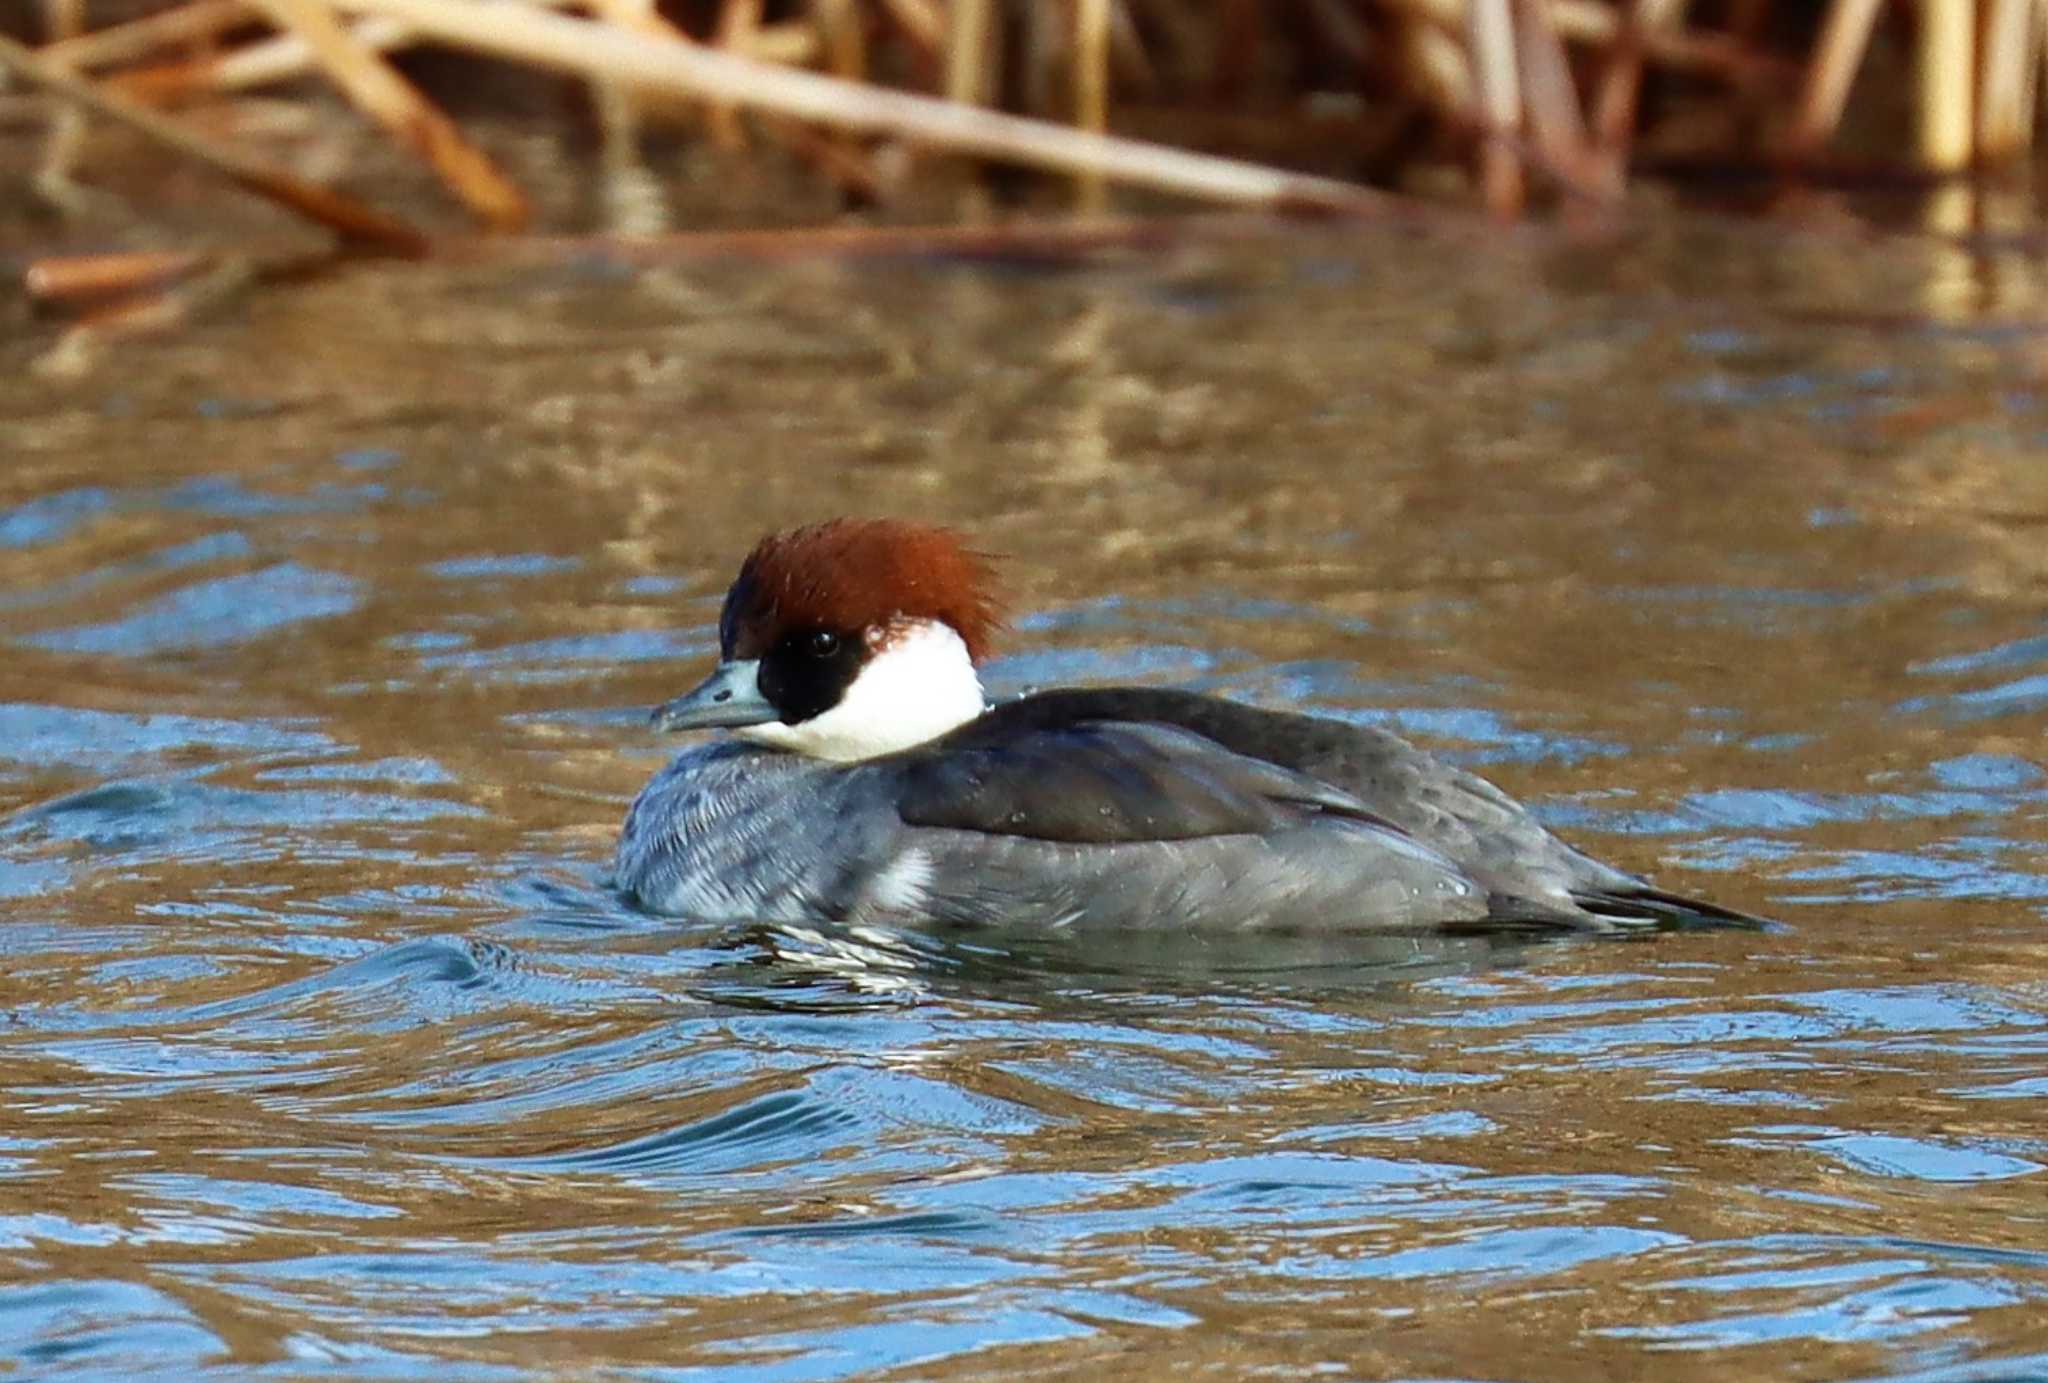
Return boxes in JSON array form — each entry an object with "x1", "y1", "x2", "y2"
[
  {"x1": 5, "y1": 236, "x2": 2048, "y2": 1382},
  {"x1": 22, "y1": 565, "x2": 363, "y2": 655}
]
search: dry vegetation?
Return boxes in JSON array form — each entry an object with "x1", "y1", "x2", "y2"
[{"x1": 3, "y1": 1, "x2": 2044, "y2": 332}]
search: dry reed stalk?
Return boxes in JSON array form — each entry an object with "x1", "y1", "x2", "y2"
[
  {"x1": 589, "y1": 0, "x2": 663, "y2": 233},
  {"x1": 249, "y1": 0, "x2": 529, "y2": 228},
  {"x1": 2040, "y1": 0, "x2": 2048, "y2": 135},
  {"x1": 109, "y1": 16, "x2": 412, "y2": 102},
  {"x1": 877, "y1": 0, "x2": 941, "y2": 52},
  {"x1": 34, "y1": 255, "x2": 266, "y2": 379},
  {"x1": 724, "y1": 6, "x2": 884, "y2": 201},
  {"x1": 1018, "y1": 3, "x2": 1064, "y2": 116},
  {"x1": 97, "y1": 1, "x2": 798, "y2": 105},
  {"x1": 1785, "y1": 0, "x2": 1882, "y2": 157},
  {"x1": 946, "y1": 0, "x2": 992, "y2": 106},
  {"x1": 809, "y1": 0, "x2": 870, "y2": 196},
  {"x1": 1512, "y1": 0, "x2": 1610, "y2": 198},
  {"x1": 1979, "y1": 0, "x2": 2035, "y2": 158},
  {"x1": 0, "y1": 30, "x2": 428, "y2": 251},
  {"x1": 814, "y1": 0, "x2": 865, "y2": 81},
  {"x1": 25, "y1": 249, "x2": 213, "y2": 305},
  {"x1": 44, "y1": 0, "x2": 85, "y2": 44},
  {"x1": 1399, "y1": 19, "x2": 1472, "y2": 115},
  {"x1": 1599, "y1": 0, "x2": 1693, "y2": 156},
  {"x1": 741, "y1": 22, "x2": 822, "y2": 65},
  {"x1": 630, "y1": 0, "x2": 870, "y2": 203},
  {"x1": 37, "y1": 0, "x2": 250, "y2": 71},
  {"x1": 1390, "y1": 0, "x2": 1785, "y2": 83},
  {"x1": 1074, "y1": 0, "x2": 1109, "y2": 212},
  {"x1": 708, "y1": 0, "x2": 760, "y2": 148},
  {"x1": 325, "y1": 0, "x2": 1392, "y2": 213},
  {"x1": 37, "y1": 0, "x2": 90, "y2": 209},
  {"x1": 1105, "y1": 1, "x2": 1156, "y2": 95},
  {"x1": 1918, "y1": 0, "x2": 1975, "y2": 169},
  {"x1": 765, "y1": 114, "x2": 886, "y2": 197},
  {"x1": 1588, "y1": 0, "x2": 1649, "y2": 163},
  {"x1": 2021, "y1": 0, "x2": 2044, "y2": 139},
  {"x1": 1468, "y1": 0, "x2": 1525, "y2": 214},
  {"x1": 712, "y1": 6, "x2": 886, "y2": 201},
  {"x1": 601, "y1": 1, "x2": 858, "y2": 200},
  {"x1": 37, "y1": 296, "x2": 193, "y2": 376}
]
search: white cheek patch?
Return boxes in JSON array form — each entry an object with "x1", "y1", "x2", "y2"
[{"x1": 737, "y1": 619, "x2": 985, "y2": 762}]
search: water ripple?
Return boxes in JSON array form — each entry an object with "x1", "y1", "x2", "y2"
[{"x1": 5, "y1": 227, "x2": 2048, "y2": 1382}]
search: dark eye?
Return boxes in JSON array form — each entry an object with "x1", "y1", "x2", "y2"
[{"x1": 806, "y1": 630, "x2": 840, "y2": 658}]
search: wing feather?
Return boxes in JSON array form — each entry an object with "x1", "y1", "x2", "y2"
[{"x1": 887, "y1": 720, "x2": 1403, "y2": 844}]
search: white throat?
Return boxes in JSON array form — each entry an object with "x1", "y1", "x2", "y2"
[{"x1": 738, "y1": 619, "x2": 986, "y2": 762}]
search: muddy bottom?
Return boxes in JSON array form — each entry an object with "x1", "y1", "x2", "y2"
[{"x1": 3, "y1": 212, "x2": 2047, "y2": 1380}]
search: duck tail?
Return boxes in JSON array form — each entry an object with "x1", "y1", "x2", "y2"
[{"x1": 1568, "y1": 884, "x2": 1779, "y2": 932}]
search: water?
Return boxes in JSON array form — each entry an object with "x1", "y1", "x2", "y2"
[{"x1": 3, "y1": 216, "x2": 2047, "y2": 1379}]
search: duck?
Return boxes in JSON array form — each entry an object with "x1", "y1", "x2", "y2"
[{"x1": 615, "y1": 518, "x2": 1765, "y2": 933}]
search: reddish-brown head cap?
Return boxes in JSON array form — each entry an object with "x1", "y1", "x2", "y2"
[{"x1": 718, "y1": 519, "x2": 1004, "y2": 665}]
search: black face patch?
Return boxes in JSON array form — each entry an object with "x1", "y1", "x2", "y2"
[{"x1": 755, "y1": 625, "x2": 864, "y2": 724}]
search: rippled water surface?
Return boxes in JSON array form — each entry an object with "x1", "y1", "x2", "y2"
[{"x1": 4, "y1": 217, "x2": 2048, "y2": 1379}]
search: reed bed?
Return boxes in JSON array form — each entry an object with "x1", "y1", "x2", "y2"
[{"x1": 6, "y1": 0, "x2": 2046, "y2": 337}]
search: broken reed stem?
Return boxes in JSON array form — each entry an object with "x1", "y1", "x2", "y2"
[
  {"x1": 815, "y1": 0, "x2": 865, "y2": 81},
  {"x1": 325, "y1": 0, "x2": 1389, "y2": 213},
  {"x1": 2039, "y1": 0, "x2": 2048, "y2": 144},
  {"x1": 1468, "y1": 0, "x2": 1525, "y2": 215},
  {"x1": 587, "y1": 0, "x2": 669, "y2": 234},
  {"x1": 2021, "y1": 0, "x2": 2044, "y2": 143},
  {"x1": 100, "y1": 0, "x2": 800, "y2": 103},
  {"x1": 26, "y1": 249, "x2": 213, "y2": 304},
  {"x1": 34, "y1": 254, "x2": 266, "y2": 380},
  {"x1": 809, "y1": 0, "x2": 869, "y2": 195},
  {"x1": 16, "y1": 0, "x2": 2000, "y2": 243},
  {"x1": 1979, "y1": 0, "x2": 2034, "y2": 159},
  {"x1": 1786, "y1": 0, "x2": 1882, "y2": 158},
  {"x1": 1512, "y1": 0, "x2": 1608, "y2": 198},
  {"x1": 1588, "y1": 0, "x2": 1650, "y2": 161},
  {"x1": 945, "y1": 0, "x2": 991, "y2": 105},
  {"x1": 181, "y1": 2, "x2": 798, "y2": 95},
  {"x1": 1074, "y1": 0, "x2": 1109, "y2": 212},
  {"x1": 44, "y1": 0, "x2": 86, "y2": 43},
  {"x1": 1388, "y1": 0, "x2": 1787, "y2": 83},
  {"x1": 247, "y1": 0, "x2": 529, "y2": 228},
  {"x1": 1105, "y1": 1, "x2": 1156, "y2": 95},
  {"x1": 709, "y1": 0, "x2": 760, "y2": 148},
  {"x1": 38, "y1": 0, "x2": 251, "y2": 71},
  {"x1": 0, "y1": 29, "x2": 428, "y2": 252},
  {"x1": 109, "y1": 16, "x2": 413, "y2": 102},
  {"x1": 878, "y1": 0, "x2": 941, "y2": 53},
  {"x1": 1917, "y1": 0, "x2": 1974, "y2": 170},
  {"x1": 36, "y1": 0, "x2": 90, "y2": 206}
]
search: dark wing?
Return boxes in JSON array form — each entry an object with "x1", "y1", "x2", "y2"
[
  {"x1": 953, "y1": 689, "x2": 1769, "y2": 930},
  {"x1": 943, "y1": 689, "x2": 1562, "y2": 859},
  {"x1": 886, "y1": 719, "x2": 1405, "y2": 844}
]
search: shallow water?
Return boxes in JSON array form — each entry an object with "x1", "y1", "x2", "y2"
[{"x1": 4, "y1": 215, "x2": 2048, "y2": 1379}]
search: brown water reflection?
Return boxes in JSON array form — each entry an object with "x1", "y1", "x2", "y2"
[{"x1": 2, "y1": 215, "x2": 2047, "y2": 1379}]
